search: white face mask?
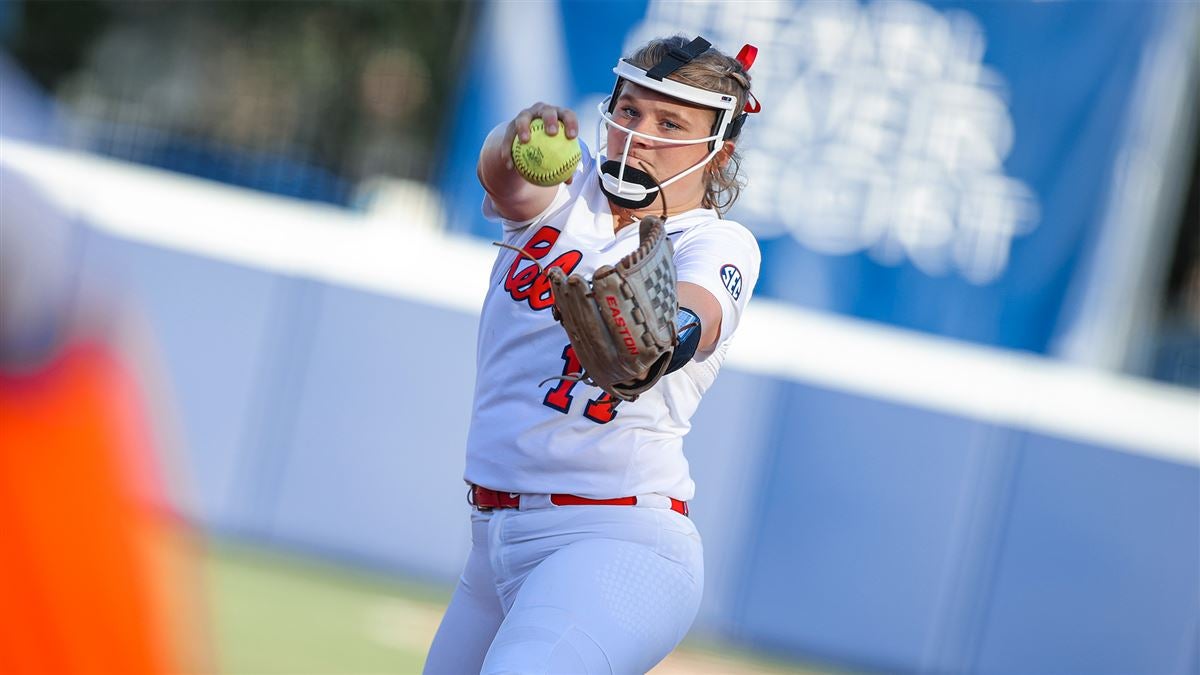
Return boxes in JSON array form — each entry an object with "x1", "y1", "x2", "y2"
[{"x1": 595, "y1": 60, "x2": 740, "y2": 210}]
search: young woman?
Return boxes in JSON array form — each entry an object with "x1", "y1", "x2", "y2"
[{"x1": 425, "y1": 35, "x2": 762, "y2": 674}]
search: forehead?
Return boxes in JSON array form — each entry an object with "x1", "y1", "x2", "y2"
[{"x1": 616, "y1": 81, "x2": 716, "y2": 120}]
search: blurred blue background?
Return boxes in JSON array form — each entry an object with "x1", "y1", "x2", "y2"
[{"x1": 2, "y1": 1, "x2": 1197, "y2": 673}]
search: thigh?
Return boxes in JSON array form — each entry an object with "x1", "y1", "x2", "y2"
[
  {"x1": 423, "y1": 514, "x2": 504, "y2": 675},
  {"x1": 481, "y1": 535, "x2": 703, "y2": 675}
]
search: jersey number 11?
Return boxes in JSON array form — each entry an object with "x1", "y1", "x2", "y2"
[{"x1": 542, "y1": 344, "x2": 620, "y2": 424}]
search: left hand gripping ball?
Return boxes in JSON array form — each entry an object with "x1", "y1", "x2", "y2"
[{"x1": 512, "y1": 118, "x2": 582, "y2": 187}]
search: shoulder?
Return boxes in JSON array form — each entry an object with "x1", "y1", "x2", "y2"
[{"x1": 670, "y1": 214, "x2": 761, "y2": 263}]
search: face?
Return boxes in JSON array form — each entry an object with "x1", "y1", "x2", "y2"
[{"x1": 606, "y1": 81, "x2": 729, "y2": 212}]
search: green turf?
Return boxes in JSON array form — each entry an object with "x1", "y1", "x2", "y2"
[{"x1": 207, "y1": 542, "x2": 448, "y2": 674}]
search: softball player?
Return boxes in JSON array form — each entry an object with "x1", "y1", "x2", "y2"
[{"x1": 424, "y1": 35, "x2": 761, "y2": 674}]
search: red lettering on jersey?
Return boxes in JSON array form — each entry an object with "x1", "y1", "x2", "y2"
[
  {"x1": 504, "y1": 226, "x2": 583, "y2": 311},
  {"x1": 583, "y1": 393, "x2": 620, "y2": 424},
  {"x1": 542, "y1": 344, "x2": 578, "y2": 413},
  {"x1": 543, "y1": 344, "x2": 620, "y2": 424}
]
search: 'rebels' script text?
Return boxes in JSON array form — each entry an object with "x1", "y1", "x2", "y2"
[{"x1": 505, "y1": 226, "x2": 583, "y2": 310}]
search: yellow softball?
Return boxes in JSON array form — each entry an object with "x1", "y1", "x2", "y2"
[{"x1": 511, "y1": 118, "x2": 582, "y2": 187}]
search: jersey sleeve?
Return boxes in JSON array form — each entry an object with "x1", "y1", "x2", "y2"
[
  {"x1": 672, "y1": 220, "x2": 761, "y2": 355},
  {"x1": 481, "y1": 140, "x2": 594, "y2": 233}
]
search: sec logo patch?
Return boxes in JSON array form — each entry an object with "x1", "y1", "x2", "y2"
[{"x1": 720, "y1": 264, "x2": 742, "y2": 300}]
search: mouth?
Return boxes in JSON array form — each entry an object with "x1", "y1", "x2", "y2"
[
  {"x1": 623, "y1": 155, "x2": 653, "y2": 169},
  {"x1": 604, "y1": 153, "x2": 653, "y2": 173}
]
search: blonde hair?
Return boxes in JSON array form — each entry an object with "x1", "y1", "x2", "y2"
[{"x1": 624, "y1": 36, "x2": 753, "y2": 215}]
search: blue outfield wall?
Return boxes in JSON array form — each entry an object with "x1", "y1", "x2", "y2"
[
  {"x1": 736, "y1": 383, "x2": 1200, "y2": 673},
  {"x1": 267, "y1": 282, "x2": 480, "y2": 578},
  {"x1": 735, "y1": 384, "x2": 1005, "y2": 672},
  {"x1": 79, "y1": 228, "x2": 282, "y2": 532},
  {"x1": 974, "y1": 437, "x2": 1199, "y2": 675},
  {"x1": 75, "y1": 223, "x2": 1200, "y2": 673}
]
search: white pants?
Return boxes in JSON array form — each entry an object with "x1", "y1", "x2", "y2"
[{"x1": 423, "y1": 502, "x2": 704, "y2": 675}]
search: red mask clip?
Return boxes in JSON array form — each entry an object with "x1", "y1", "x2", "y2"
[
  {"x1": 736, "y1": 44, "x2": 762, "y2": 114},
  {"x1": 736, "y1": 44, "x2": 758, "y2": 71}
]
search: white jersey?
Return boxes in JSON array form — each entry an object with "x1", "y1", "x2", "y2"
[{"x1": 464, "y1": 144, "x2": 760, "y2": 501}]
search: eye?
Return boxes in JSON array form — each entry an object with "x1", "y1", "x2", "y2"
[
  {"x1": 662, "y1": 119, "x2": 682, "y2": 131},
  {"x1": 619, "y1": 106, "x2": 639, "y2": 119}
]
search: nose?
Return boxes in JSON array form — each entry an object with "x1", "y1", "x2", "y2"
[{"x1": 625, "y1": 123, "x2": 652, "y2": 148}]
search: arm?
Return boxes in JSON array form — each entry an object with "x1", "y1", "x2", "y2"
[
  {"x1": 477, "y1": 103, "x2": 579, "y2": 223},
  {"x1": 677, "y1": 281, "x2": 723, "y2": 352},
  {"x1": 671, "y1": 225, "x2": 761, "y2": 367}
]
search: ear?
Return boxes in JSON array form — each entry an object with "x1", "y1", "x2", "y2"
[{"x1": 714, "y1": 141, "x2": 736, "y2": 169}]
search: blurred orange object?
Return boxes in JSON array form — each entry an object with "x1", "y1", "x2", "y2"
[{"x1": 0, "y1": 340, "x2": 177, "y2": 675}]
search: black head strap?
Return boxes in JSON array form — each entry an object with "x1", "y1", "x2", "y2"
[
  {"x1": 645, "y1": 37, "x2": 711, "y2": 81},
  {"x1": 724, "y1": 113, "x2": 748, "y2": 141}
]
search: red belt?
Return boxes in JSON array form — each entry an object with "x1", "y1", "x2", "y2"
[{"x1": 470, "y1": 485, "x2": 688, "y2": 517}]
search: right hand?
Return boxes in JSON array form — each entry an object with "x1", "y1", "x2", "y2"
[{"x1": 499, "y1": 103, "x2": 580, "y2": 183}]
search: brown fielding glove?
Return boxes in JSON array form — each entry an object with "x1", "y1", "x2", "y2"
[{"x1": 547, "y1": 216, "x2": 679, "y2": 402}]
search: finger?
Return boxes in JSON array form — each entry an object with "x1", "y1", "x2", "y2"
[
  {"x1": 559, "y1": 108, "x2": 579, "y2": 139},
  {"x1": 514, "y1": 109, "x2": 534, "y2": 143},
  {"x1": 542, "y1": 109, "x2": 560, "y2": 136}
]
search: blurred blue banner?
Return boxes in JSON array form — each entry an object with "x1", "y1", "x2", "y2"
[{"x1": 440, "y1": 0, "x2": 1181, "y2": 353}]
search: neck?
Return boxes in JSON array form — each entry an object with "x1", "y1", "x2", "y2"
[
  {"x1": 611, "y1": 208, "x2": 656, "y2": 234},
  {"x1": 610, "y1": 192, "x2": 705, "y2": 233}
]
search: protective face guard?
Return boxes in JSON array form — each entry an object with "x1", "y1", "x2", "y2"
[{"x1": 596, "y1": 58, "x2": 739, "y2": 208}]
